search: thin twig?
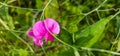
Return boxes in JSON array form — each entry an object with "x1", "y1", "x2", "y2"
[
  {"x1": 84, "y1": 0, "x2": 107, "y2": 16},
  {"x1": 98, "y1": 8, "x2": 120, "y2": 11},
  {"x1": 40, "y1": 0, "x2": 52, "y2": 20},
  {"x1": 0, "y1": 19, "x2": 9, "y2": 30},
  {"x1": 0, "y1": 2, "x2": 41, "y2": 11},
  {"x1": 41, "y1": 46, "x2": 47, "y2": 55},
  {"x1": 81, "y1": 47, "x2": 120, "y2": 55},
  {"x1": 43, "y1": 20, "x2": 75, "y2": 49},
  {"x1": 32, "y1": 10, "x2": 41, "y2": 25}
]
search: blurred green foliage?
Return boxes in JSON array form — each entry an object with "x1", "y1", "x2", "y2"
[{"x1": 1, "y1": 0, "x2": 120, "y2": 56}]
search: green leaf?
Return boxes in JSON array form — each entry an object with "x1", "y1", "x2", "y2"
[
  {"x1": 16, "y1": 9, "x2": 28, "y2": 15},
  {"x1": 67, "y1": 15, "x2": 84, "y2": 33},
  {"x1": 116, "y1": 16, "x2": 120, "y2": 51},
  {"x1": 58, "y1": 49, "x2": 74, "y2": 56},
  {"x1": 94, "y1": 40, "x2": 110, "y2": 49},
  {"x1": 6, "y1": 31, "x2": 17, "y2": 40},
  {"x1": 0, "y1": 5, "x2": 14, "y2": 29},
  {"x1": 8, "y1": 15, "x2": 14, "y2": 29},
  {"x1": 67, "y1": 25, "x2": 78, "y2": 33},
  {"x1": 45, "y1": 0, "x2": 59, "y2": 19},
  {"x1": 65, "y1": 3, "x2": 82, "y2": 15},
  {"x1": 116, "y1": 16, "x2": 120, "y2": 33},
  {"x1": 75, "y1": 15, "x2": 113, "y2": 47},
  {"x1": 19, "y1": 49, "x2": 28, "y2": 56},
  {"x1": 59, "y1": 28, "x2": 73, "y2": 45},
  {"x1": 36, "y1": 0, "x2": 43, "y2": 9}
]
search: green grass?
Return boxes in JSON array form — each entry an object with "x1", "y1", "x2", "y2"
[{"x1": 0, "y1": 0, "x2": 120, "y2": 56}]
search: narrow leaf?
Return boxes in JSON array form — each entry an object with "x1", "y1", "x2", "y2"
[{"x1": 75, "y1": 15, "x2": 113, "y2": 47}]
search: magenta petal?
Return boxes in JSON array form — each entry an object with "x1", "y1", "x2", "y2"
[
  {"x1": 33, "y1": 21, "x2": 47, "y2": 37},
  {"x1": 27, "y1": 29, "x2": 35, "y2": 37},
  {"x1": 34, "y1": 38, "x2": 43, "y2": 46},
  {"x1": 44, "y1": 18, "x2": 60, "y2": 34},
  {"x1": 45, "y1": 33, "x2": 54, "y2": 42},
  {"x1": 27, "y1": 18, "x2": 60, "y2": 46},
  {"x1": 34, "y1": 36, "x2": 44, "y2": 40}
]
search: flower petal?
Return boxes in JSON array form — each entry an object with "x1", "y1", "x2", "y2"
[
  {"x1": 45, "y1": 33, "x2": 54, "y2": 42},
  {"x1": 33, "y1": 21, "x2": 47, "y2": 37},
  {"x1": 44, "y1": 18, "x2": 60, "y2": 34},
  {"x1": 34, "y1": 38, "x2": 43, "y2": 46},
  {"x1": 27, "y1": 18, "x2": 60, "y2": 46},
  {"x1": 27, "y1": 29, "x2": 35, "y2": 37}
]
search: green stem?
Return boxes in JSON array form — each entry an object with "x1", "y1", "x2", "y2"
[
  {"x1": 84, "y1": 0, "x2": 107, "y2": 16},
  {"x1": 72, "y1": 33, "x2": 75, "y2": 43},
  {"x1": 43, "y1": 21, "x2": 76, "y2": 49},
  {"x1": 10, "y1": 31, "x2": 34, "y2": 53},
  {"x1": 0, "y1": 18, "x2": 34, "y2": 53},
  {"x1": 41, "y1": 46, "x2": 47, "y2": 55},
  {"x1": 40, "y1": 0, "x2": 52, "y2": 20},
  {"x1": 96, "y1": 10, "x2": 101, "y2": 19},
  {"x1": 81, "y1": 47, "x2": 120, "y2": 55},
  {"x1": 111, "y1": 10, "x2": 120, "y2": 19},
  {"x1": 0, "y1": 19, "x2": 9, "y2": 30}
]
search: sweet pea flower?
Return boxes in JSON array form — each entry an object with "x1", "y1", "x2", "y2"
[{"x1": 27, "y1": 18, "x2": 60, "y2": 46}]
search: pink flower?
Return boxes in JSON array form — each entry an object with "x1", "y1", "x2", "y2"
[{"x1": 27, "y1": 18, "x2": 60, "y2": 46}]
